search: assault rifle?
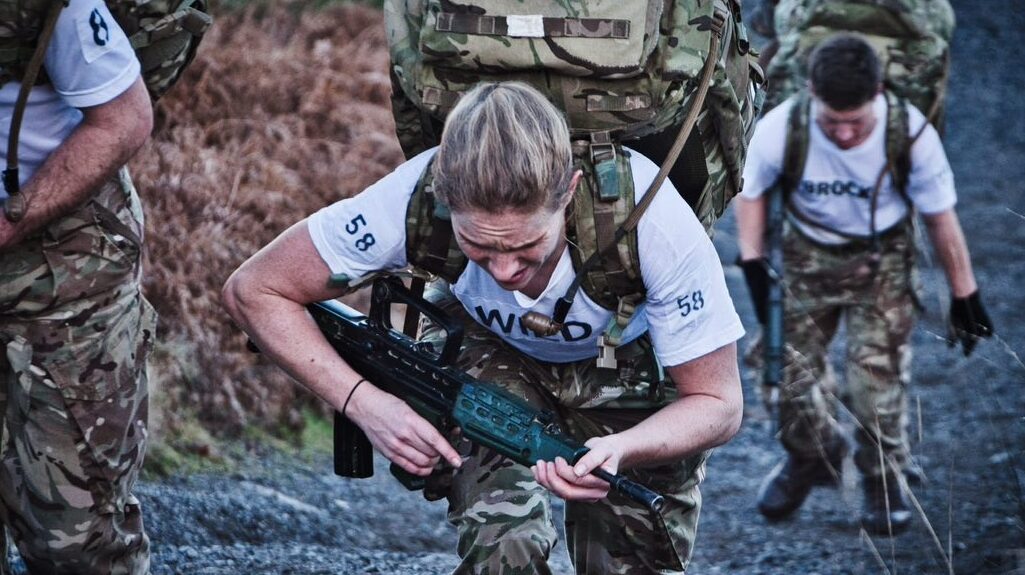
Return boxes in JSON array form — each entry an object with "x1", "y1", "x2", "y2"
[
  {"x1": 763, "y1": 184, "x2": 786, "y2": 418},
  {"x1": 307, "y1": 277, "x2": 665, "y2": 513}
]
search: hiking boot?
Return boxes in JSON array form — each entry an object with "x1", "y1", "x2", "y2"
[
  {"x1": 810, "y1": 441, "x2": 847, "y2": 487},
  {"x1": 903, "y1": 459, "x2": 925, "y2": 486},
  {"x1": 757, "y1": 455, "x2": 816, "y2": 520},
  {"x1": 861, "y1": 474, "x2": 913, "y2": 536},
  {"x1": 758, "y1": 439, "x2": 847, "y2": 520}
]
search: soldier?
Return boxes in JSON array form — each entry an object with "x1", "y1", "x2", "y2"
[
  {"x1": 0, "y1": 0, "x2": 155, "y2": 572},
  {"x1": 223, "y1": 82, "x2": 745, "y2": 574},
  {"x1": 735, "y1": 34, "x2": 993, "y2": 535}
]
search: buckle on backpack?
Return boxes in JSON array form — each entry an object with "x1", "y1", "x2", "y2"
[
  {"x1": 589, "y1": 132, "x2": 620, "y2": 202},
  {"x1": 589, "y1": 131, "x2": 616, "y2": 164}
]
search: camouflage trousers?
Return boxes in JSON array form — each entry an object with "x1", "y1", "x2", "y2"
[
  {"x1": 0, "y1": 169, "x2": 155, "y2": 574},
  {"x1": 779, "y1": 224, "x2": 916, "y2": 479},
  {"x1": 422, "y1": 289, "x2": 707, "y2": 575}
]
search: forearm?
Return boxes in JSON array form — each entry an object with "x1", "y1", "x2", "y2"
[
  {"x1": 615, "y1": 343, "x2": 743, "y2": 470},
  {"x1": 4, "y1": 78, "x2": 152, "y2": 240},
  {"x1": 924, "y1": 209, "x2": 978, "y2": 297},
  {"x1": 736, "y1": 196, "x2": 768, "y2": 260},
  {"x1": 223, "y1": 281, "x2": 364, "y2": 412},
  {"x1": 615, "y1": 391, "x2": 742, "y2": 469}
]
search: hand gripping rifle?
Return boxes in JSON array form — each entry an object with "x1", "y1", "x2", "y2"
[
  {"x1": 762, "y1": 184, "x2": 786, "y2": 424},
  {"x1": 307, "y1": 277, "x2": 665, "y2": 513}
]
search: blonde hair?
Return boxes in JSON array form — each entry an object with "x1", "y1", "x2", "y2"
[{"x1": 431, "y1": 82, "x2": 574, "y2": 214}]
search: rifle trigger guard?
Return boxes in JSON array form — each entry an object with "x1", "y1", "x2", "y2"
[{"x1": 369, "y1": 277, "x2": 464, "y2": 366}]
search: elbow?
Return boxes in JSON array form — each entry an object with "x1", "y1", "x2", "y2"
[
  {"x1": 121, "y1": 94, "x2": 154, "y2": 158},
  {"x1": 718, "y1": 377, "x2": 745, "y2": 444},
  {"x1": 221, "y1": 267, "x2": 255, "y2": 327},
  {"x1": 723, "y1": 395, "x2": 744, "y2": 442},
  {"x1": 129, "y1": 103, "x2": 154, "y2": 153}
]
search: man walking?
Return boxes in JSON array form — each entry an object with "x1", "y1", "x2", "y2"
[
  {"x1": 0, "y1": 0, "x2": 155, "y2": 571},
  {"x1": 735, "y1": 34, "x2": 993, "y2": 535}
]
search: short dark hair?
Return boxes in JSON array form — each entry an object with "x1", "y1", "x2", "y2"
[{"x1": 808, "y1": 34, "x2": 882, "y2": 110}]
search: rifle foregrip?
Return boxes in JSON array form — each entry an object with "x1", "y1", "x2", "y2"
[
  {"x1": 334, "y1": 410, "x2": 374, "y2": 478},
  {"x1": 591, "y1": 468, "x2": 665, "y2": 513}
]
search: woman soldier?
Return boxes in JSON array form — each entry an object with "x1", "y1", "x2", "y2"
[{"x1": 223, "y1": 82, "x2": 745, "y2": 574}]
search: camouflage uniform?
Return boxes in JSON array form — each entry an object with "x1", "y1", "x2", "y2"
[
  {"x1": 779, "y1": 222, "x2": 915, "y2": 479},
  {"x1": 422, "y1": 288, "x2": 706, "y2": 575},
  {"x1": 0, "y1": 170, "x2": 155, "y2": 574}
]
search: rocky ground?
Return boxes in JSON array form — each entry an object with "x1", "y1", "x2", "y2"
[{"x1": 15, "y1": 0, "x2": 1025, "y2": 573}]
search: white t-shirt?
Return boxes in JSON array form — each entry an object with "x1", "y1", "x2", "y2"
[
  {"x1": 0, "y1": 0, "x2": 141, "y2": 197},
  {"x1": 308, "y1": 148, "x2": 745, "y2": 367},
  {"x1": 741, "y1": 93, "x2": 957, "y2": 245}
]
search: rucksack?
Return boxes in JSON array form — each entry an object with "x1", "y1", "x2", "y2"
[
  {"x1": 763, "y1": 0, "x2": 953, "y2": 130},
  {"x1": 0, "y1": 0, "x2": 212, "y2": 221},
  {"x1": 384, "y1": 0, "x2": 764, "y2": 351}
]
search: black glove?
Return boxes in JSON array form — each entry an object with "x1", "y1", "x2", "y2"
[
  {"x1": 948, "y1": 290, "x2": 994, "y2": 357},
  {"x1": 738, "y1": 257, "x2": 771, "y2": 325}
]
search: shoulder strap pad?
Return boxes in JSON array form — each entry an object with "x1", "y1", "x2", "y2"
[
  {"x1": 405, "y1": 159, "x2": 467, "y2": 283},
  {"x1": 566, "y1": 142, "x2": 644, "y2": 312},
  {"x1": 781, "y1": 91, "x2": 812, "y2": 196},
  {"x1": 883, "y1": 90, "x2": 911, "y2": 196}
]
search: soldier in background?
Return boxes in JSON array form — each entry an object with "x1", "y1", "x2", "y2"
[
  {"x1": 0, "y1": 0, "x2": 155, "y2": 572},
  {"x1": 735, "y1": 35, "x2": 993, "y2": 535}
]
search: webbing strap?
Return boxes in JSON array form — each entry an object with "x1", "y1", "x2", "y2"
[
  {"x1": 590, "y1": 131, "x2": 620, "y2": 202},
  {"x1": 586, "y1": 94, "x2": 652, "y2": 113},
  {"x1": 602, "y1": 293, "x2": 643, "y2": 348},
  {"x1": 781, "y1": 92, "x2": 811, "y2": 197},
  {"x1": 435, "y1": 13, "x2": 630, "y2": 39},
  {"x1": 421, "y1": 87, "x2": 462, "y2": 110},
  {"x1": 129, "y1": 3, "x2": 211, "y2": 49},
  {"x1": 423, "y1": 85, "x2": 656, "y2": 115},
  {"x1": 552, "y1": 6, "x2": 728, "y2": 329},
  {"x1": 781, "y1": 90, "x2": 913, "y2": 246}
]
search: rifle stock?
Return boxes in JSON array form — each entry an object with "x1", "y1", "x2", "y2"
[{"x1": 308, "y1": 277, "x2": 665, "y2": 513}]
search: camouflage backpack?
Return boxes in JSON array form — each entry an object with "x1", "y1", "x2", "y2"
[
  {"x1": 384, "y1": 0, "x2": 764, "y2": 352},
  {"x1": 0, "y1": 0, "x2": 211, "y2": 221},
  {"x1": 0, "y1": 0, "x2": 211, "y2": 100},
  {"x1": 764, "y1": 0, "x2": 954, "y2": 129}
]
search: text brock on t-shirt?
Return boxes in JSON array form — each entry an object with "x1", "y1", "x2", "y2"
[{"x1": 799, "y1": 179, "x2": 873, "y2": 200}]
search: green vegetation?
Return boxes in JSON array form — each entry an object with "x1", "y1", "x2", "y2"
[{"x1": 143, "y1": 409, "x2": 334, "y2": 479}]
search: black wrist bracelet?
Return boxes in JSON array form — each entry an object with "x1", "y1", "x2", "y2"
[{"x1": 342, "y1": 378, "x2": 368, "y2": 417}]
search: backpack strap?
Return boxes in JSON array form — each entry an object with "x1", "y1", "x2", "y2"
[
  {"x1": 403, "y1": 159, "x2": 467, "y2": 336},
  {"x1": 882, "y1": 89, "x2": 911, "y2": 198},
  {"x1": 780, "y1": 90, "x2": 915, "y2": 245},
  {"x1": 565, "y1": 141, "x2": 644, "y2": 323},
  {"x1": 404, "y1": 158, "x2": 468, "y2": 284},
  {"x1": 780, "y1": 90, "x2": 812, "y2": 198}
]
